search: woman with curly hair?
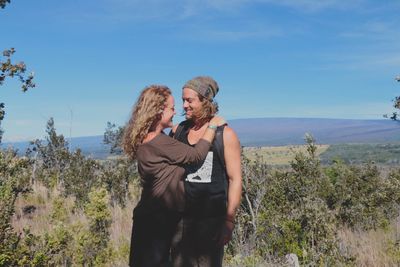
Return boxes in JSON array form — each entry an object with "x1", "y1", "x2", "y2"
[{"x1": 123, "y1": 85, "x2": 225, "y2": 267}]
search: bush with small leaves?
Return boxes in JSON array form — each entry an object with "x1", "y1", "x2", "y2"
[
  {"x1": 74, "y1": 187, "x2": 113, "y2": 266},
  {"x1": 325, "y1": 160, "x2": 400, "y2": 230},
  {"x1": 230, "y1": 136, "x2": 348, "y2": 265},
  {"x1": 0, "y1": 149, "x2": 31, "y2": 266},
  {"x1": 100, "y1": 157, "x2": 138, "y2": 207}
]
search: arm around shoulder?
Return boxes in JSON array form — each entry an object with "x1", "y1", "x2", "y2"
[{"x1": 161, "y1": 132, "x2": 211, "y2": 165}]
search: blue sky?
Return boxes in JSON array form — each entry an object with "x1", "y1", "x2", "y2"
[{"x1": 1, "y1": 0, "x2": 400, "y2": 142}]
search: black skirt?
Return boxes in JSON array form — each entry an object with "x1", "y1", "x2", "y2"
[{"x1": 129, "y1": 201, "x2": 181, "y2": 267}]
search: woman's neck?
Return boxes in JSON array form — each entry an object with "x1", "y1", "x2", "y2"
[
  {"x1": 191, "y1": 118, "x2": 208, "y2": 130},
  {"x1": 142, "y1": 126, "x2": 163, "y2": 144}
]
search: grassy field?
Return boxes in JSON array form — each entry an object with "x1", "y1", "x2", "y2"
[
  {"x1": 243, "y1": 144, "x2": 330, "y2": 165},
  {"x1": 320, "y1": 143, "x2": 400, "y2": 165}
]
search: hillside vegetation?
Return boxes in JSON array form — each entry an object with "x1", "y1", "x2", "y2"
[
  {"x1": 243, "y1": 143, "x2": 400, "y2": 166},
  {"x1": 1, "y1": 121, "x2": 400, "y2": 266},
  {"x1": 320, "y1": 143, "x2": 400, "y2": 165},
  {"x1": 243, "y1": 145, "x2": 329, "y2": 165}
]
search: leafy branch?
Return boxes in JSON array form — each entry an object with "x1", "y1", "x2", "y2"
[
  {"x1": 0, "y1": 0, "x2": 10, "y2": 9},
  {"x1": 1, "y1": 48, "x2": 35, "y2": 92},
  {"x1": 384, "y1": 75, "x2": 400, "y2": 121},
  {"x1": 0, "y1": 48, "x2": 35, "y2": 143}
]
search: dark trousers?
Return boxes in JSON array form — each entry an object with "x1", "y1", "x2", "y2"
[
  {"x1": 129, "y1": 202, "x2": 181, "y2": 267},
  {"x1": 171, "y1": 216, "x2": 225, "y2": 267}
]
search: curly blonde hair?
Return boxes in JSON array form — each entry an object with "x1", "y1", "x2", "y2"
[{"x1": 122, "y1": 85, "x2": 171, "y2": 159}]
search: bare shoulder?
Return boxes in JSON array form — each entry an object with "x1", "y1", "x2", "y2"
[
  {"x1": 223, "y1": 126, "x2": 239, "y2": 143},
  {"x1": 223, "y1": 126, "x2": 241, "y2": 175}
]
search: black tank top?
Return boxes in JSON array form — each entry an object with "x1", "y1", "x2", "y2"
[{"x1": 173, "y1": 120, "x2": 228, "y2": 218}]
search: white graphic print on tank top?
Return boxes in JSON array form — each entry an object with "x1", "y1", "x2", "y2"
[{"x1": 185, "y1": 151, "x2": 213, "y2": 183}]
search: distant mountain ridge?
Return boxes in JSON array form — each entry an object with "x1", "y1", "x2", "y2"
[
  {"x1": 229, "y1": 118, "x2": 400, "y2": 146},
  {"x1": 3, "y1": 118, "x2": 400, "y2": 158}
]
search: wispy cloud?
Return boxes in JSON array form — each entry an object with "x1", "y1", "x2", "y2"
[
  {"x1": 60, "y1": 0, "x2": 380, "y2": 44},
  {"x1": 315, "y1": 53, "x2": 400, "y2": 71},
  {"x1": 181, "y1": 20, "x2": 283, "y2": 41},
  {"x1": 85, "y1": 0, "x2": 370, "y2": 22},
  {"x1": 183, "y1": 0, "x2": 365, "y2": 14},
  {"x1": 202, "y1": 28, "x2": 281, "y2": 41},
  {"x1": 260, "y1": 0, "x2": 366, "y2": 12},
  {"x1": 314, "y1": 17, "x2": 400, "y2": 71},
  {"x1": 340, "y1": 20, "x2": 399, "y2": 42}
]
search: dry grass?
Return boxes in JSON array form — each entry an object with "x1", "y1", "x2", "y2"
[
  {"x1": 12, "y1": 183, "x2": 138, "y2": 236},
  {"x1": 12, "y1": 183, "x2": 87, "y2": 235},
  {"x1": 12, "y1": 181, "x2": 140, "y2": 266},
  {"x1": 10, "y1": 178, "x2": 400, "y2": 266},
  {"x1": 243, "y1": 144, "x2": 329, "y2": 165},
  {"x1": 109, "y1": 183, "x2": 140, "y2": 266},
  {"x1": 338, "y1": 220, "x2": 400, "y2": 267}
]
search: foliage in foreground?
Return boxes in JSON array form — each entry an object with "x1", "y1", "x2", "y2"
[
  {"x1": 0, "y1": 119, "x2": 137, "y2": 266},
  {"x1": 1, "y1": 122, "x2": 400, "y2": 266},
  {"x1": 226, "y1": 135, "x2": 400, "y2": 266}
]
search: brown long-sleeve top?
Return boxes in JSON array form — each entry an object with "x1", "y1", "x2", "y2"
[{"x1": 136, "y1": 133, "x2": 211, "y2": 211}]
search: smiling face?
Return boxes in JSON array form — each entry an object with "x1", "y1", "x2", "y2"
[
  {"x1": 182, "y1": 88, "x2": 202, "y2": 120},
  {"x1": 160, "y1": 94, "x2": 176, "y2": 129}
]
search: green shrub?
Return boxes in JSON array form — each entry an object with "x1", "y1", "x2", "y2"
[
  {"x1": 231, "y1": 136, "x2": 346, "y2": 265},
  {"x1": 73, "y1": 187, "x2": 113, "y2": 266},
  {"x1": 0, "y1": 149, "x2": 31, "y2": 267},
  {"x1": 325, "y1": 161, "x2": 400, "y2": 230},
  {"x1": 100, "y1": 157, "x2": 138, "y2": 207}
]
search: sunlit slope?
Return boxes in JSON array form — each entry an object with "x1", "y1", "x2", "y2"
[{"x1": 243, "y1": 145, "x2": 330, "y2": 165}]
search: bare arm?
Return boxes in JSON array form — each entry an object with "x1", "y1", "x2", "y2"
[
  {"x1": 163, "y1": 116, "x2": 226, "y2": 165},
  {"x1": 220, "y1": 126, "x2": 242, "y2": 245},
  {"x1": 169, "y1": 116, "x2": 225, "y2": 141}
]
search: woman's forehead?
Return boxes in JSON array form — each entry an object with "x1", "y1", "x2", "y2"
[{"x1": 182, "y1": 88, "x2": 199, "y2": 99}]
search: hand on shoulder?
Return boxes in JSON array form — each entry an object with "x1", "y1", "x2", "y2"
[{"x1": 209, "y1": 115, "x2": 227, "y2": 127}]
